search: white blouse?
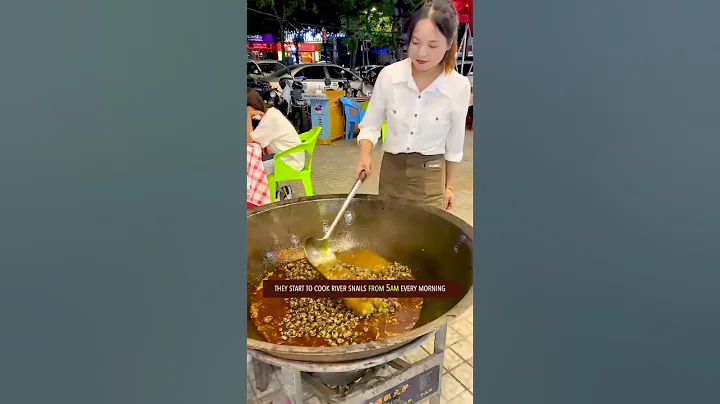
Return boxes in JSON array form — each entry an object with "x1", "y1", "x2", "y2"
[
  {"x1": 251, "y1": 108, "x2": 305, "y2": 171},
  {"x1": 357, "y1": 59, "x2": 471, "y2": 162}
]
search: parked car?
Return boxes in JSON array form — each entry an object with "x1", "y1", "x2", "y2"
[
  {"x1": 263, "y1": 63, "x2": 373, "y2": 96},
  {"x1": 247, "y1": 60, "x2": 287, "y2": 80}
]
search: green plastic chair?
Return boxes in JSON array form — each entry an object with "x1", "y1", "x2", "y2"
[
  {"x1": 267, "y1": 126, "x2": 321, "y2": 202},
  {"x1": 359, "y1": 101, "x2": 386, "y2": 144}
]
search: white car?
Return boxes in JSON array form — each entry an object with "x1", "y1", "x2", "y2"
[
  {"x1": 247, "y1": 60, "x2": 287, "y2": 81},
  {"x1": 263, "y1": 63, "x2": 372, "y2": 96}
]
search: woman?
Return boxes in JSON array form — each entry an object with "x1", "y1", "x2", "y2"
[
  {"x1": 246, "y1": 88, "x2": 304, "y2": 199},
  {"x1": 355, "y1": 0, "x2": 471, "y2": 210}
]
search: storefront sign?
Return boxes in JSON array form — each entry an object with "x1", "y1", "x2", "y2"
[
  {"x1": 272, "y1": 44, "x2": 297, "y2": 53},
  {"x1": 247, "y1": 34, "x2": 274, "y2": 43},
  {"x1": 272, "y1": 42, "x2": 317, "y2": 52},
  {"x1": 298, "y1": 43, "x2": 318, "y2": 52},
  {"x1": 247, "y1": 43, "x2": 271, "y2": 51}
]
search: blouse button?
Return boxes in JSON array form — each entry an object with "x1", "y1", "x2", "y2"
[
  {"x1": 393, "y1": 110, "x2": 397, "y2": 114},
  {"x1": 435, "y1": 117, "x2": 439, "y2": 121},
  {"x1": 410, "y1": 132, "x2": 414, "y2": 135},
  {"x1": 418, "y1": 95, "x2": 421, "y2": 99},
  {"x1": 414, "y1": 114, "x2": 417, "y2": 117}
]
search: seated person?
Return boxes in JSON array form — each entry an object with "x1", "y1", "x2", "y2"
[{"x1": 246, "y1": 88, "x2": 305, "y2": 199}]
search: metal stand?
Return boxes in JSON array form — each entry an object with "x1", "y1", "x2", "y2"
[
  {"x1": 252, "y1": 358, "x2": 272, "y2": 392},
  {"x1": 249, "y1": 326, "x2": 448, "y2": 404},
  {"x1": 457, "y1": 21, "x2": 473, "y2": 76}
]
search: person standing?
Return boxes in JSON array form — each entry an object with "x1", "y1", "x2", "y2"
[{"x1": 355, "y1": 0, "x2": 470, "y2": 210}]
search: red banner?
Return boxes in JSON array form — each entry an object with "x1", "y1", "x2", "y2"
[
  {"x1": 261, "y1": 280, "x2": 464, "y2": 298},
  {"x1": 452, "y1": 0, "x2": 473, "y2": 26}
]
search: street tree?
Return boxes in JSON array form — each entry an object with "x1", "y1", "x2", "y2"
[
  {"x1": 333, "y1": 0, "x2": 427, "y2": 67},
  {"x1": 253, "y1": 0, "x2": 319, "y2": 59},
  {"x1": 331, "y1": 0, "x2": 392, "y2": 68}
]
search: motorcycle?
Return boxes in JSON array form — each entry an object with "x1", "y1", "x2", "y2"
[
  {"x1": 281, "y1": 78, "x2": 311, "y2": 133},
  {"x1": 338, "y1": 78, "x2": 374, "y2": 98},
  {"x1": 365, "y1": 68, "x2": 381, "y2": 86},
  {"x1": 249, "y1": 78, "x2": 286, "y2": 111},
  {"x1": 337, "y1": 78, "x2": 358, "y2": 98}
]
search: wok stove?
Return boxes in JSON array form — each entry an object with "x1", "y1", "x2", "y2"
[{"x1": 249, "y1": 325, "x2": 448, "y2": 404}]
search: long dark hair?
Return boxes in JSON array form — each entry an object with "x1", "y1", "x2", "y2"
[
  {"x1": 406, "y1": 0, "x2": 460, "y2": 74},
  {"x1": 247, "y1": 88, "x2": 269, "y2": 112}
]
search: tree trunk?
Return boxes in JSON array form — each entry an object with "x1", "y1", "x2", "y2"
[
  {"x1": 279, "y1": 3, "x2": 286, "y2": 61},
  {"x1": 279, "y1": 23, "x2": 286, "y2": 60}
]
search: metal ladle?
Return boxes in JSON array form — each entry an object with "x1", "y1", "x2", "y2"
[
  {"x1": 304, "y1": 170, "x2": 367, "y2": 268},
  {"x1": 303, "y1": 171, "x2": 381, "y2": 317}
]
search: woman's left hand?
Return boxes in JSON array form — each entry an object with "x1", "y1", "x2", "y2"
[{"x1": 444, "y1": 187, "x2": 455, "y2": 211}]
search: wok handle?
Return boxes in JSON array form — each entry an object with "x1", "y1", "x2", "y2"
[{"x1": 323, "y1": 171, "x2": 367, "y2": 239}]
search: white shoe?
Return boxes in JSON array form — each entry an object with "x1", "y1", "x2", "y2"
[
  {"x1": 281, "y1": 186, "x2": 292, "y2": 200},
  {"x1": 285, "y1": 186, "x2": 293, "y2": 200},
  {"x1": 276, "y1": 186, "x2": 293, "y2": 201}
]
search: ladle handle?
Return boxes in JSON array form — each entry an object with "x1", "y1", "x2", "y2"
[{"x1": 323, "y1": 170, "x2": 367, "y2": 239}]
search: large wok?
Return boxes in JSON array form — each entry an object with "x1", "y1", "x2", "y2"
[{"x1": 247, "y1": 195, "x2": 473, "y2": 363}]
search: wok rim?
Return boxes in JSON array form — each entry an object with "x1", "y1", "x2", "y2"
[{"x1": 247, "y1": 194, "x2": 474, "y2": 356}]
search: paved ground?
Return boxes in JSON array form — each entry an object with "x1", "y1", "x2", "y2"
[{"x1": 248, "y1": 133, "x2": 474, "y2": 403}]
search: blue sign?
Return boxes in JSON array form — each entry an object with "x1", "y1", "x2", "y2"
[{"x1": 303, "y1": 93, "x2": 331, "y2": 139}]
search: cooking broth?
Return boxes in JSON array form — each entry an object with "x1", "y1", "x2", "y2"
[{"x1": 249, "y1": 247, "x2": 424, "y2": 347}]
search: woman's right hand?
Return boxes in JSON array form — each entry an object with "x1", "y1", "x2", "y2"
[
  {"x1": 355, "y1": 155, "x2": 373, "y2": 179},
  {"x1": 246, "y1": 106, "x2": 264, "y2": 118}
]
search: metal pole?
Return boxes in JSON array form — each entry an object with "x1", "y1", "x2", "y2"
[{"x1": 459, "y1": 22, "x2": 469, "y2": 72}]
